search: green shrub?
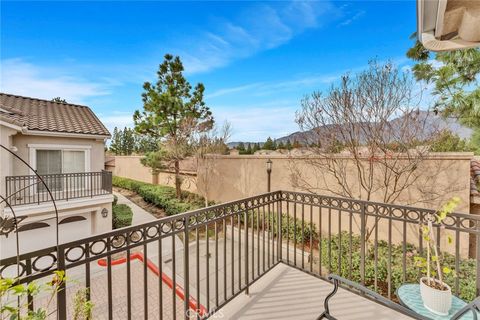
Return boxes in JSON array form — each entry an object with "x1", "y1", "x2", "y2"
[
  {"x1": 113, "y1": 195, "x2": 118, "y2": 206},
  {"x1": 319, "y1": 232, "x2": 477, "y2": 302},
  {"x1": 112, "y1": 204, "x2": 133, "y2": 229},
  {"x1": 239, "y1": 211, "x2": 317, "y2": 244},
  {"x1": 112, "y1": 176, "x2": 205, "y2": 215}
]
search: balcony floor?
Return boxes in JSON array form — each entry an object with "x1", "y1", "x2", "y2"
[{"x1": 217, "y1": 263, "x2": 412, "y2": 320}]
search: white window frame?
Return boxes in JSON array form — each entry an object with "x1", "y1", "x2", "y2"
[
  {"x1": 27, "y1": 144, "x2": 92, "y2": 195},
  {"x1": 28, "y1": 144, "x2": 91, "y2": 174}
]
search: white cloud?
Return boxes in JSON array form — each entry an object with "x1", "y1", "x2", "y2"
[
  {"x1": 98, "y1": 112, "x2": 135, "y2": 134},
  {"x1": 338, "y1": 10, "x2": 365, "y2": 27},
  {"x1": 212, "y1": 100, "x2": 299, "y2": 141},
  {"x1": 206, "y1": 71, "x2": 348, "y2": 99},
  {"x1": 177, "y1": 1, "x2": 339, "y2": 74},
  {"x1": 206, "y1": 82, "x2": 265, "y2": 99},
  {"x1": 207, "y1": 56, "x2": 414, "y2": 100},
  {"x1": 0, "y1": 58, "x2": 113, "y2": 104}
]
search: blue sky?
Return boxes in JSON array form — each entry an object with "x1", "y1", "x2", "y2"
[{"x1": 1, "y1": 1, "x2": 417, "y2": 142}]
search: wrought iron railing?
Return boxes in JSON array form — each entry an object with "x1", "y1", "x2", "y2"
[
  {"x1": 0, "y1": 191, "x2": 479, "y2": 319},
  {"x1": 5, "y1": 171, "x2": 113, "y2": 206}
]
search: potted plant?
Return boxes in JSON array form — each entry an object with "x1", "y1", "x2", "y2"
[{"x1": 414, "y1": 197, "x2": 460, "y2": 315}]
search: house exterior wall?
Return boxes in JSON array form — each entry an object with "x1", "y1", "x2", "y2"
[
  {"x1": 0, "y1": 198, "x2": 112, "y2": 258},
  {"x1": 0, "y1": 124, "x2": 17, "y2": 200},
  {"x1": 10, "y1": 133, "x2": 106, "y2": 175},
  {"x1": 0, "y1": 129, "x2": 112, "y2": 258}
]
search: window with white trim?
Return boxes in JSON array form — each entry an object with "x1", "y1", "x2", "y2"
[
  {"x1": 36, "y1": 150, "x2": 86, "y2": 174},
  {"x1": 34, "y1": 149, "x2": 89, "y2": 192}
]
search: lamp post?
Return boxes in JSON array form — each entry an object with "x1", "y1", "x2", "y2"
[{"x1": 266, "y1": 159, "x2": 272, "y2": 192}]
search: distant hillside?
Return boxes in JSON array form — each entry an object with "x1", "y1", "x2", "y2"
[{"x1": 273, "y1": 111, "x2": 473, "y2": 145}]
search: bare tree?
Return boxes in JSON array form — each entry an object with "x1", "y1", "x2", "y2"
[
  {"x1": 195, "y1": 121, "x2": 232, "y2": 206},
  {"x1": 289, "y1": 61, "x2": 456, "y2": 238}
]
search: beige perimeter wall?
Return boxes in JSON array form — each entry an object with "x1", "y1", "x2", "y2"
[
  {"x1": 197, "y1": 153, "x2": 472, "y2": 213},
  {"x1": 111, "y1": 153, "x2": 475, "y2": 257},
  {"x1": 196, "y1": 153, "x2": 475, "y2": 258},
  {"x1": 110, "y1": 156, "x2": 198, "y2": 193}
]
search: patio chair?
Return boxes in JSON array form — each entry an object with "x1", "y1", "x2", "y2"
[{"x1": 317, "y1": 274, "x2": 480, "y2": 320}]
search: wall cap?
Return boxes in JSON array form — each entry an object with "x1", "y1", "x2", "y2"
[{"x1": 202, "y1": 152, "x2": 475, "y2": 161}]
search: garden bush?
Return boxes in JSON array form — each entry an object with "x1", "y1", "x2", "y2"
[
  {"x1": 319, "y1": 232, "x2": 477, "y2": 302},
  {"x1": 112, "y1": 204, "x2": 133, "y2": 229},
  {"x1": 237, "y1": 210, "x2": 317, "y2": 245},
  {"x1": 112, "y1": 176, "x2": 205, "y2": 215}
]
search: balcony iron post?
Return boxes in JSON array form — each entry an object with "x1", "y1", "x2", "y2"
[
  {"x1": 477, "y1": 222, "x2": 480, "y2": 296},
  {"x1": 278, "y1": 198, "x2": 282, "y2": 261},
  {"x1": 360, "y1": 203, "x2": 366, "y2": 286},
  {"x1": 57, "y1": 245, "x2": 67, "y2": 319},
  {"x1": 183, "y1": 216, "x2": 190, "y2": 319}
]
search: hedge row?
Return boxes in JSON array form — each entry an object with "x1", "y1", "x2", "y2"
[
  {"x1": 238, "y1": 212, "x2": 476, "y2": 302},
  {"x1": 239, "y1": 211, "x2": 318, "y2": 244},
  {"x1": 112, "y1": 176, "x2": 205, "y2": 216},
  {"x1": 320, "y1": 232, "x2": 477, "y2": 302},
  {"x1": 112, "y1": 203, "x2": 133, "y2": 229}
]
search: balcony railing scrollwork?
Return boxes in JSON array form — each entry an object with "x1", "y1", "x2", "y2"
[{"x1": 0, "y1": 190, "x2": 478, "y2": 319}]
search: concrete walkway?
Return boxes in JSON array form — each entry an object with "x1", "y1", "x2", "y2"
[
  {"x1": 113, "y1": 191, "x2": 184, "y2": 258},
  {"x1": 114, "y1": 192, "x2": 156, "y2": 225}
]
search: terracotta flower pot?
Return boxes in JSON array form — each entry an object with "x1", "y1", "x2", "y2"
[{"x1": 420, "y1": 277, "x2": 452, "y2": 315}]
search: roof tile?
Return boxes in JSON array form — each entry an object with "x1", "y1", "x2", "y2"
[{"x1": 0, "y1": 93, "x2": 110, "y2": 137}]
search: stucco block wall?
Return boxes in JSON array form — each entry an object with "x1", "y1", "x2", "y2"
[
  {"x1": 10, "y1": 134, "x2": 106, "y2": 175},
  {"x1": 196, "y1": 153, "x2": 473, "y2": 258},
  {"x1": 111, "y1": 156, "x2": 198, "y2": 192},
  {"x1": 197, "y1": 153, "x2": 472, "y2": 213}
]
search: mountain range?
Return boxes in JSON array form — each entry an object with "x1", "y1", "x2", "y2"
[{"x1": 227, "y1": 111, "x2": 473, "y2": 148}]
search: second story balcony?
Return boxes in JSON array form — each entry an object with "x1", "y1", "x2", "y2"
[
  {"x1": 5, "y1": 170, "x2": 113, "y2": 206},
  {"x1": 1, "y1": 191, "x2": 478, "y2": 319}
]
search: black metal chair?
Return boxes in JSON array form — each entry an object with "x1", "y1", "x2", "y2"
[{"x1": 317, "y1": 274, "x2": 480, "y2": 320}]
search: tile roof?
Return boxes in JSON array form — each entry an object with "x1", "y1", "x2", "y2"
[
  {"x1": 471, "y1": 159, "x2": 480, "y2": 197},
  {"x1": 0, "y1": 93, "x2": 110, "y2": 137}
]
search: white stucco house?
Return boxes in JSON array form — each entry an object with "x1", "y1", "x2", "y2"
[{"x1": 0, "y1": 93, "x2": 113, "y2": 259}]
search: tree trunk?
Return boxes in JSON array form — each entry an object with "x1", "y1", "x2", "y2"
[
  {"x1": 174, "y1": 160, "x2": 181, "y2": 199},
  {"x1": 152, "y1": 171, "x2": 159, "y2": 185}
]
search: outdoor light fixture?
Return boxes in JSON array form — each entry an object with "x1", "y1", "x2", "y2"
[
  {"x1": 101, "y1": 208, "x2": 109, "y2": 218},
  {"x1": 417, "y1": 0, "x2": 480, "y2": 51},
  {"x1": 266, "y1": 159, "x2": 272, "y2": 192}
]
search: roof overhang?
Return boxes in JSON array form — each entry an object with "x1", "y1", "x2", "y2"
[
  {"x1": 23, "y1": 129, "x2": 111, "y2": 140},
  {"x1": 417, "y1": 0, "x2": 480, "y2": 51}
]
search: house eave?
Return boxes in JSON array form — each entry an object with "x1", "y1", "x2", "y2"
[{"x1": 24, "y1": 129, "x2": 111, "y2": 140}]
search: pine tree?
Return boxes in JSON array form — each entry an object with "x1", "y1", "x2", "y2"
[
  {"x1": 407, "y1": 40, "x2": 480, "y2": 130},
  {"x1": 134, "y1": 54, "x2": 214, "y2": 198},
  {"x1": 246, "y1": 143, "x2": 252, "y2": 154},
  {"x1": 123, "y1": 128, "x2": 136, "y2": 155},
  {"x1": 263, "y1": 137, "x2": 275, "y2": 150},
  {"x1": 237, "y1": 142, "x2": 246, "y2": 154},
  {"x1": 110, "y1": 127, "x2": 123, "y2": 155},
  {"x1": 277, "y1": 141, "x2": 285, "y2": 149},
  {"x1": 285, "y1": 140, "x2": 292, "y2": 150}
]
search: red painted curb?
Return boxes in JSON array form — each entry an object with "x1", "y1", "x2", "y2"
[{"x1": 98, "y1": 252, "x2": 207, "y2": 316}]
